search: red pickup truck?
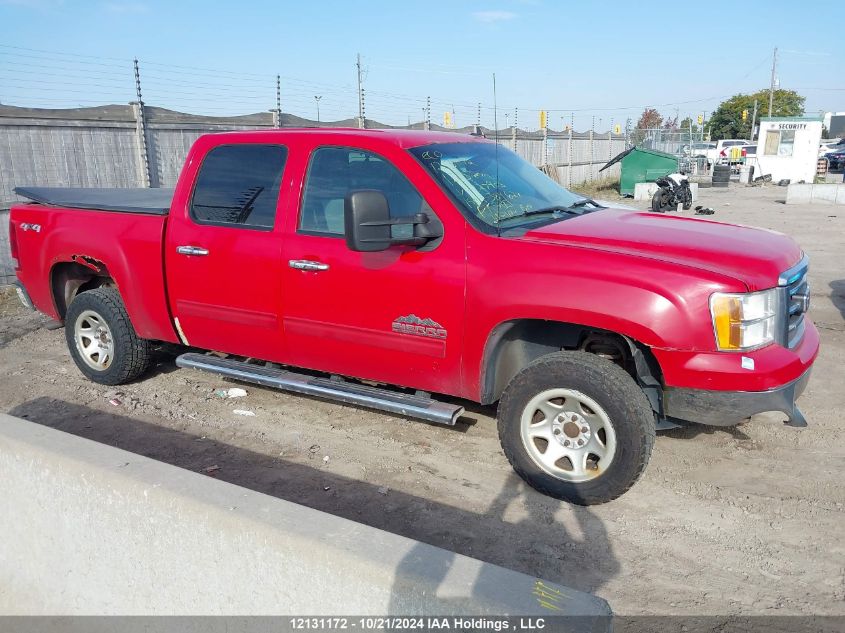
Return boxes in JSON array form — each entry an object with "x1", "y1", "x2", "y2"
[{"x1": 9, "y1": 129, "x2": 818, "y2": 504}]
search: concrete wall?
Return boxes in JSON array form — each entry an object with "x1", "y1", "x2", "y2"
[
  {"x1": 633, "y1": 181, "x2": 699, "y2": 202},
  {"x1": 786, "y1": 183, "x2": 845, "y2": 205},
  {"x1": 0, "y1": 413, "x2": 610, "y2": 617}
]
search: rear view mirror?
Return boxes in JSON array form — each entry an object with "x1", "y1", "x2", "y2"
[{"x1": 344, "y1": 190, "x2": 443, "y2": 252}]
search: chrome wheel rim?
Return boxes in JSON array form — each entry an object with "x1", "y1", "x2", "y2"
[
  {"x1": 74, "y1": 310, "x2": 114, "y2": 371},
  {"x1": 519, "y1": 388, "x2": 617, "y2": 482}
]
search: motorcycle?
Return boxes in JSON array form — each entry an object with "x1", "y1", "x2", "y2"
[{"x1": 651, "y1": 172, "x2": 692, "y2": 212}]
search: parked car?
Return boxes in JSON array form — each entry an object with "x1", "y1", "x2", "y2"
[
  {"x1": 685, "y1": 141, "x2": 718, "y2": 165},
  {"x1": 717, "y1": 139, "x2": 752, "y2": 165},
  {"x1": 9, "y1": 128, "x2": 818, "y2": 505},
  {"x1": 818, "y1": 139, "x2": 844, "y2": 157},
  {"x1": 824, "y1": 148, "x2": 845, "y2": 170}
]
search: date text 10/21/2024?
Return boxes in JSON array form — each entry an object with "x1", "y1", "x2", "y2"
[{"x1": 289, "y1": 617, "x2": 552, "y2": 631}]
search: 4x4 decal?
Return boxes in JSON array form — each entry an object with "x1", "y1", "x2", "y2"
[{"x1": 392, "y1": 315, "x2": 447, "y2": 339}]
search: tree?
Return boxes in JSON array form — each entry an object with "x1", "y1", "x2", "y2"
[
  {"x1": 636, "y1": 107, "x2": 663, "y2": 130},
  {"x1": 679, "y1": 116, "x2": 700, "y2": 134},
  {"x1": 630, "y1": 108, "x2": 663, "y2": 145},
  {"x1": 662, "y1": 115, "x2": 679, "y2": 130},
  {"x1": 708, "y1": 89, "x2": 805, "y2": 140}
]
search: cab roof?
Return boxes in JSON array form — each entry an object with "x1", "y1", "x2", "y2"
[{"x1": 204, "y1": 127, "x2": 488, "y2": 149}]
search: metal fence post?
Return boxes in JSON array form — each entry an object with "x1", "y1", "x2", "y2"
[
  {"x1": 357, "y1": 53, "x2": 365, "y2": 129},
  {"x1": 567, "y1": 112, "x2": 573, "y2": 189},
  {"x1": 132, "y1": 58, "x2": 153, "y2": 188},
  {"x1": 589, "y1": 116, "x2": 595, "y2": 182},
  {"x1": 273, "y1": 74, "x2": 281, "y2": 128},
  {"x1": 543, "y1": 119, "x2": 549, "y2": 166},
  {"x1": 512, "y1": 107, "x2": 518, "y2": 151}
]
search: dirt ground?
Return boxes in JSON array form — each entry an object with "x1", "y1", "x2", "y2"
[{"x1": 1, "y1": 184, "x2": 843, "y2": 616}]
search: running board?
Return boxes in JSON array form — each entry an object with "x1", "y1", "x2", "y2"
[{"x1": 175, "y1": 353, "x2": 464, "y2": 426}]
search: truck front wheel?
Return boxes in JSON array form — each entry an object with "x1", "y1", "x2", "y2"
[
  {"x1": 498, "y1": 351, "x2": 655, "y2": 505},
  {"x1": 65, "y1": 287, "x2": 154, "y2": 385}
]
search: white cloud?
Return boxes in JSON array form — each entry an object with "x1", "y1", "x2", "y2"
[{"x1": 472, "y1": 10, "x2": 517, "y2": 23}]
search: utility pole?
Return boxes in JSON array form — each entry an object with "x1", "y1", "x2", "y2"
[
  {"x1": 356, "y1": 53, "x2": 365, "y2": 129},
  {"x1": 768, "y1": 47, "x2": 778, "y2": 117},
  {"x1": 512, "y1": 107, "x2": 518, "y2": 151},
  {"x1": 750, "y1": 99, "x2": 759, "y2": 141},
  {"x1": 314, "y1": 95, "x2": 322, "y2": 123},
  {"x1": 425, "y1": 96, "x2": 431, "y2": 130}
]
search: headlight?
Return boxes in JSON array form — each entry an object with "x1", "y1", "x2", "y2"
[{"x1": 710, "y1": 289, "x2": 779, "y2": 351}]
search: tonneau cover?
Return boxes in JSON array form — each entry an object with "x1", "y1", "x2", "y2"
[{"x1": 13, "y1": 186, "x2": 174, "y2": 215}]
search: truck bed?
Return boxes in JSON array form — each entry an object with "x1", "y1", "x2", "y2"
[{"x1": 14, "y1": 187, "x2": 174, "y2": 215}]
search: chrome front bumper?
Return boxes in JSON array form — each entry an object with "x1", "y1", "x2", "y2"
[{"x1": 663, "y1": 368, "x2": 812, "y2": 428}]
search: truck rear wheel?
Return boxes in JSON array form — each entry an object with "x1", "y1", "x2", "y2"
[
  {"x1": 65, "y1": 287, "x2": 154, "y2": 385},
  {"x1": 497, "y1": 351, "x2": 655, "y2": 505}
]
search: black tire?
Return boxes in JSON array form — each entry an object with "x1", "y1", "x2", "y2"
[
  {"x1": 651, "y1": 189, "x2": 669, "y2": 212},
  {"x1": 682, "y1": 188, "x2": 692, "y2": 210},
  {"x1": 712, "y1": 165, "x2": 731, "y2": 183},
  {"x1": 65, "y1": 287, "x2": 154, "y2": 385},
  {"x1": 498, "y1": 351, "x2": 655, "y2": 505}
]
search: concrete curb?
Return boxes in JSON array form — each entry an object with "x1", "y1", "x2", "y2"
[{"x1": 0, "y1": 413, "x2": 611, "y2": 617}]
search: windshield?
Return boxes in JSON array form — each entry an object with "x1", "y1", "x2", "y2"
[{"x1": 409, "y1": 141, "x2": 597, "y2": 229}]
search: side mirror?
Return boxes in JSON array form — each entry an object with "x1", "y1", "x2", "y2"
[
  {"x1": 344, "y1": 190, "x2": 393, "y2": 252},
  {"x1": 344, "y1": 190, "x2": 442, "y2": 253}
]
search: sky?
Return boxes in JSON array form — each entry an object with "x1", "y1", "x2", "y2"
[{"x1": 0, "y1": 0, "x2": 842, "y2": 131}]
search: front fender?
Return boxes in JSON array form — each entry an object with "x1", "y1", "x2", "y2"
[{"x1": 462, "y1": 232, "x2": 745, "y2": 400}]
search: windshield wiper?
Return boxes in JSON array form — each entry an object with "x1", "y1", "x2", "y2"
[
  {"x1": 569, "y1": 197, "x2": 602, "y2": 209},
  {"x1": 509, "y1": 205, "x2": 577, "y2": 219},
  {"x1": 497, "y1": 199, "x2": 606, "y2": 225}
]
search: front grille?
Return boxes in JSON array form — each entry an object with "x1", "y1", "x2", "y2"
[{"x1": 780, "y1": 256, "x2": 809, "y2": 348}]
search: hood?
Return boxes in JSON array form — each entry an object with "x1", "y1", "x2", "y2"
[{"x1": 521, "y1": 208, "x2": 802, "y2": 291}]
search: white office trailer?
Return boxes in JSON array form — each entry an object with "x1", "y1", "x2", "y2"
[{"x1": 752, "y1": 117, "x2": 823, "y2": 184}]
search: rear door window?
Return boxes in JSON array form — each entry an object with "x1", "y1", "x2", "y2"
[{"x1": 190, "y1": 144, "x2": 288, "y2": 229}]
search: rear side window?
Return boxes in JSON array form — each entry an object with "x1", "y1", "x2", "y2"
[
  {"x1": 300, "y1": 147, "x2": 424, "y2": 236},
  {"x1": 190, "y1": 144, "x2": 288, "y2": 229}
]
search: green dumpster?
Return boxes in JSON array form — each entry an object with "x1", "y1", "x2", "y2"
[{"x1": 600, "y1": 147, "x2": 679, "y2": 197}]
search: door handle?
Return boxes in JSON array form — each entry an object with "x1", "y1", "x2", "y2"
[
  {"x1": 288, "y1": 259, "x2": 329, "y2": 272},
  {"x1": 176, "y1": 246, "x2": 209, "y2": 256}
]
